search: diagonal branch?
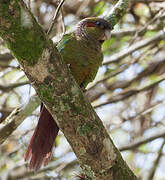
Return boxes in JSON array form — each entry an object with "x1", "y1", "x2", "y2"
[
  {"x1": 105, "y1": 0, "x2": 129, "y2": 27},
  {"x1": 147, "y1": 138, "x2": 165, "y2": 180},
  {"x1": 94, "y1": 75, "x2": 165, "y2": 108},
  {"x1": 119, "y1": 131, "x2": 165, "y2": 151},
  {"x1": 0, "y1": 81, "x2": 29, "y2": 92},
  {"x1": 0, "y1": 96, "x2": 40, "y2": 145},
  {"x1": 0, "y1": 53, "x2": 14, "y2": 62},
  {"x1": 88, "y1": 58, "x2": 165, "y2": 103},
  {"x1": 103, "y1": 30, "x2": 165, "y2": 65},
  {"x1": 47, "y1": 0, "x2": 66, "y2": 36}
]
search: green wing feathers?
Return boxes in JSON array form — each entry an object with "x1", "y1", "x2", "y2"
[{"x1": 57, "y1": 33, "x2": 103, "y2": 88}]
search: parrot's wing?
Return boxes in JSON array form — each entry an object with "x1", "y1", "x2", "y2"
[{"x1": 57, "y1": 34, "x2": 73, "y2": 53}]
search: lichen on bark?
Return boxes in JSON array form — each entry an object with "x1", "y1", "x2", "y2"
[
  {"x1": 105, "y1": 0, "x2": 129, "y2": 28},
  {"x1": 0, "y1": 0, "x2": 46, "y2": 66}
]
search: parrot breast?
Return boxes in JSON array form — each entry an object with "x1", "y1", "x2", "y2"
[{"x1": 57, "y1": 33, "x2": 103, "y2": 88}]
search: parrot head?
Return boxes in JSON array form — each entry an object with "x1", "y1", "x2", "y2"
[{"x1": 76, "y1": 17, "x2": 112, "y2": 44}]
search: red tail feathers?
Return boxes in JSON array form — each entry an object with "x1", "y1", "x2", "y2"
[{"x1": 25, "y1": 104, "x2": 59, "y2": 171}]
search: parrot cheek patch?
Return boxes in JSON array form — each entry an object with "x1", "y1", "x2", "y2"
[{"x1": 86, "y1": 22, "x2": 96, "y2": 27}]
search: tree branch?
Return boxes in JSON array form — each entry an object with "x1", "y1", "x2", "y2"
[
  {"x1": 103, "y1": 30, "x2": 165, "y2": 65},
  {"x1": 87, "y1": 58, "x2": 165, "y2": 103},
  {"x1": 94, "y1": 75, "x2": 165, "y2": 108},
  {"x1": 119, "y1": 131, "x2": 165, "y2": 151},
  {"x1": 0, "y1": 95, "x2": 40, "y2": 145},
  {"x1": 105, "y1": 0, "x2": 129, "y2": 27},
  {"x1": 47, "y1": 0, "x2": 65, "y2": 36},
  {"x1": 0, "y1": 81, "x2": 29, "y2": 92},
  {"x1": 147, "y1": 138, "x2": 165, "y2": 180},
  {"x1": 0, "y1": 52, "x2": 14, "y2": 62}
]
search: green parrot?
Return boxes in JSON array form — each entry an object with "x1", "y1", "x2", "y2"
[{"x1": 25, "y1": 17, "x2": 111, "y2": 170}]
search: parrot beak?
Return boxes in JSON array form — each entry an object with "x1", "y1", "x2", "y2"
[
  {"x1": 104, "y1": 30, "x2": 111, "y2": 40},
  {"x1": 99, "y1": 30, "x2": 111, "y2": 44}
]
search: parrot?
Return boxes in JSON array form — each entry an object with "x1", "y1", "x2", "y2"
[{"x1": 24, "y1": 17, "x2": 111, "y2": 171}]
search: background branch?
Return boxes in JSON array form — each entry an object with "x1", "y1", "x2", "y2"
[
  {"x1": 120, "y1": 131, "x2": 165, "y2": 151},
  {"x1": 147, "y1": 138, "x2": 165, "y2": 180},
  {"x1": 0, "y1": 96, "x2": 40, "y2": 145}
]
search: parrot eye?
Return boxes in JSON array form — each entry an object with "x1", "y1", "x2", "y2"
[
  {"x1": 96, "y1": 21, "x2": 101, "y2": 26},
  {"x1": 96, "y1": 21, "x2": 106, "y2": 29}
]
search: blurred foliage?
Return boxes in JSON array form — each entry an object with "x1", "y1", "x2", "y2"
[{"x1": 1, "y1": 0, "x2": 165, "y2": 179}]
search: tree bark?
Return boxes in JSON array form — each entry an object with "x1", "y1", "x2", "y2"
[{"x1": 0, "y1": 0, "x2": 137, "y2": 179}]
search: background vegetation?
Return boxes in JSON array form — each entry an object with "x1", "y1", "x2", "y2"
[{"x1": 0, "y1": 0, "x2": 165, "y2": 179}]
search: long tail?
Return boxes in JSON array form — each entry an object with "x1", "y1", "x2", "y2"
[{"x1": 25, "y1": 103, "x2": 59, "y2": 171}]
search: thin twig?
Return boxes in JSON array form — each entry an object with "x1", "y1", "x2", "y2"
[
  {"x1": 0, "y1": 96, "x2": 40, "y2": 145},
  {"x1": 147, "y1": 138, "x2": 165, "y2": 180},
  {"x1": 28, "y1": 0, "x2": 31, "y2": 10},
  {"x1": 119, "y1": 131, "x2": 165, "y2": 151},
  {"x1": 128, "y1": 100, "x2": 165, "y2": 121},
  {"x1": 94, "y1": 75, "x2": 165, "y2": 108},
  {"x1": 47, "y1": 0, "x2": 66, "y2": 36},
  {"x1": 0, "y1": 53, "x2": 14, "y2": 62},
  {"x1": 61, "y1": 6, "x2": 66, "y2": 36},
  {"x1": 0, "y1": 81, "x2": 29, "y2": 92},
  {"x1": 129, "y1": 8, "x2": 165, "y2": 46},
  {"x1": 87, "y1": 57, "x2": 165, "y2": 103},
  {"x1": 8, "y1": 159, "x2": 77, "y2": 180},
  {"x1": 103, "y1": 30, "x2": 165, "y2": 65}
]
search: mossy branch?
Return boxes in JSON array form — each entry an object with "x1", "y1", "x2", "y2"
[
  {"x1": 105, "y1": 0, "x2": 129, "y2": 28},
  {"x1": 0, "y1": 0, "x2": 136, "y2": 179},
  {"x1": 0, "y1": 96, "x2": 40, "y2": 145}
]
